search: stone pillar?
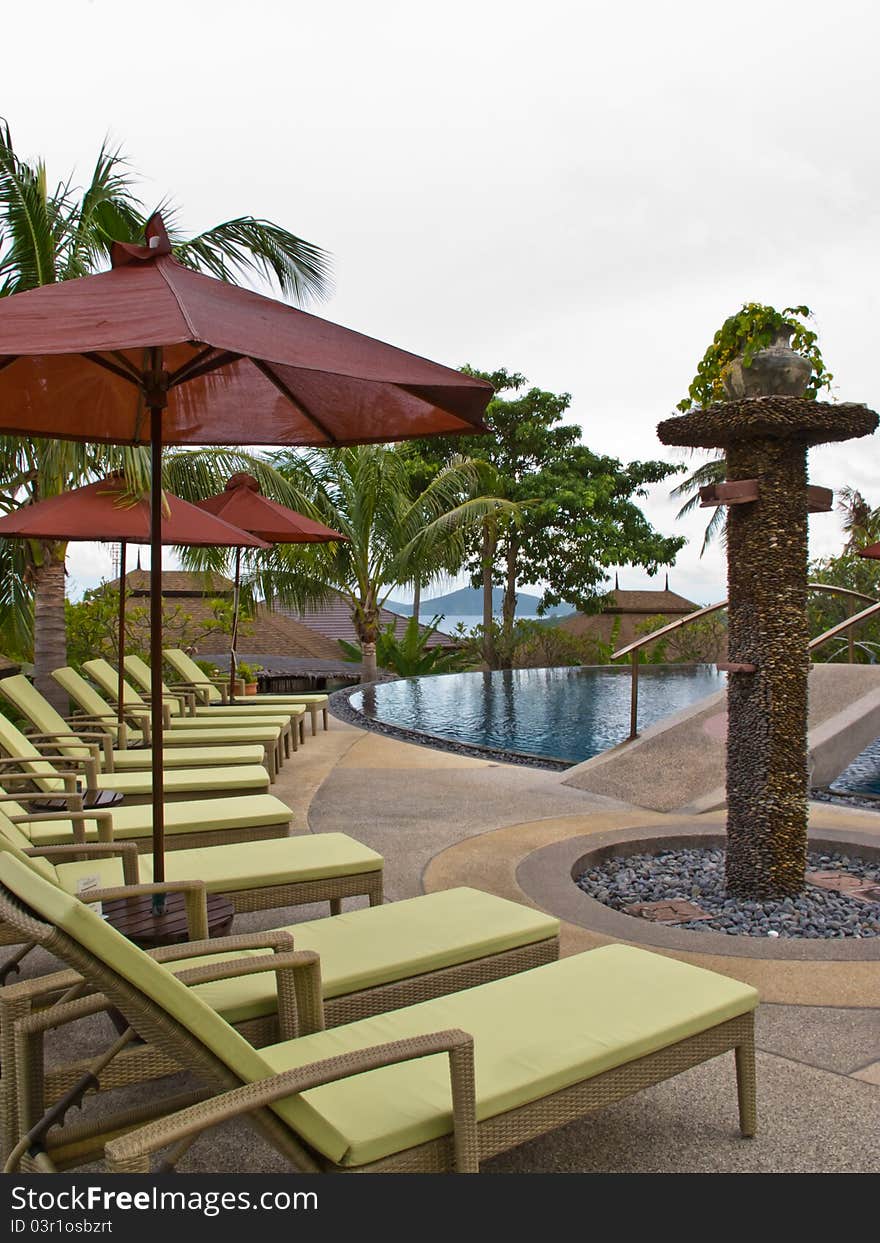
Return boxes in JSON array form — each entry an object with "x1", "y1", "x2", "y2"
[
  {"x1": 658, "y1": 395, "x2": 877, "y2": 899},
  {"x1": 724, "y1": 435, "x2": 809, "y2": 897}
]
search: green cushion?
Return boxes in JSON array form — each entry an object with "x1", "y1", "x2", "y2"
[
  {"x1": 243, "y1": 695, "x2": 328, "y2": 706},
  {"x1": 163, "y1": 649, "x2": 223, "y2": 702},
  {"x1": 0, "y1": 713, "x2": 66, "y2": 791},
  {"x1": 94, "y1": 765, "x2": 271, "y2": 795},
  {"x1": 54, "y1": 832, "x2": 382, "y2": 895},
  {"x1": 257, "y1": 946, "x2": 759, "y2": 1167},
  {"x1": 0, "y1": 676, "x2": 91, "y2": 759},
  {"x1": 178, "y1": 888, "x2": 559, "y2": 1022},
  {"x1": 190, "y1": 706, "x2": 304, "y2": 725},
  {"x1": 0, "y1": 811, "x2": 58, "y2": 880},
  {"x1": 82, "y1": 659, "x2": 149, "y2": 711},
  {"x1": 107, "y1": 744, "x2": 267, "y2": 769},
  {"x1": 20, "y1": 793, "x2": 294, "y2": 845},
  {"x1": 0, "y1": 850, "x2": 270, "y2": 1090},
  {"x1": 50, "y1": 668, "x2": 119, "y2": 730},
  {"x1": 122, "y1": 655, "x2": 162, "y2": 695},
  {"x1": 168, "y1": 713, "x2": 296, "y2": 730}
]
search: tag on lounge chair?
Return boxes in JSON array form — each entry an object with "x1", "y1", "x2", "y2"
[{"x1": 75, "y1": 874, "x2": 104, "y2": 918}]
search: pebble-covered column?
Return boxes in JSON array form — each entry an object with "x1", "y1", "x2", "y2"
[{"x1": 658, "y1": 396, "x2": 877, "y2": 899}]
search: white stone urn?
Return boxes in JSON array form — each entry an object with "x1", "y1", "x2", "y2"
[{"x1": 721, "y1": 327, "x2": 812, "y2": 399}]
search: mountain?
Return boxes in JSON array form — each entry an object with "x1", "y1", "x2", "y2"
[{"x1": 385, "y1": 586, "x2": 545, "y2": 616}]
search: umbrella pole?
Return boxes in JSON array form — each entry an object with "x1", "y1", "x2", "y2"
[
  {"x1": 148, "y1": 358, "x2": 167, "y2": 909},
  {"x1": 229, "y1": 545, "x2": 241, "y2": 702},
  {"x1": 117, "y1": 540, "x2": 126, "y2": 732}
]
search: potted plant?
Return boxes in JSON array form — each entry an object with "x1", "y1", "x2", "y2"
[{"x1": 236, "y1": 662, "x2": 261, "y2": 695}]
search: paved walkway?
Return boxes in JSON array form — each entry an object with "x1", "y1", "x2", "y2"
[{"x1": 17, "y1": 718, "x2": 880, "y2": 1173}]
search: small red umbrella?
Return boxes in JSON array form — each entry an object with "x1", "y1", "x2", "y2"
[
  {"x1": 0, "y1": 475, "x2": 268, "y2": 729},
  {"x1": 195, "y1": 473, "x2": 345, "y2": 698},
  {"x1": 0, "y1": 212, "x2": 492, "y2": 899}
]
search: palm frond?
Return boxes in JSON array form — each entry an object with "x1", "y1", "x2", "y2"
[{"x1": 171, "y1": 216, "x2": 333, "y2": 306}]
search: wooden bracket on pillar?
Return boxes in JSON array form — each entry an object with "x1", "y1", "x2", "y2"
[
  {"x1": 700, "y1": 480, "x2": 759, "y2": 507},
  {"x1": 806, "y1": 485, "x2": 833, "y2": 513}
]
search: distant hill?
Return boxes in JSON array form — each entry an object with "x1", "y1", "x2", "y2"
[{"x1": 386, "y1": 586, "x2": 545, "y2": 617}]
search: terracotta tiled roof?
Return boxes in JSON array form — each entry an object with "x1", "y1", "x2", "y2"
[
  {"x1": 109, "y1": 573, "x2": 340, "y2": 661},
  {"x1": 277, "y1": 593, "x2": 456, "y2": 648},
  {"x1": 121, "y1": 570, "x2": 235, "y2": 597}
]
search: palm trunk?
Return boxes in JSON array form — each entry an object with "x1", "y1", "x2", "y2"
[
  {"x1": 355, "y1": 586, "x2": 381, "y2": 683},
  {"x1": 499, "y1": 537, "x2": 519, "y2": 670},
  {"x1": 481, "y1": 518, "x2": 496, "y2": 669},
  {"x1": 412, "y1": 580, "x2": 421, "y2": 625},
  {"x1": 33, "y1": 543, "x2": 69, "y2": 713}
]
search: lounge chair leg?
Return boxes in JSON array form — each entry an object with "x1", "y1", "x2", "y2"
[
  {"x1": 322, "y1": 707, "x2": 329, "y2": 731},
  {"x1": 299, "y1": 718, "x2": 305, "y2": 746},
  {"x1": 310, "y1": 706, "x2": 318, "y2": 737},
  {"x1": 735, "y1": 1034, "x2": 757, "y2": 1137},
  {"x1": 329, "y1": 898, "x2": 342, "y2": 915},
  {"x1": 368, "y1": 877, "x2": 384, "y2": 907},
  {"x1": 291, "y1": 723, "x2": 298, "y2": 752}
]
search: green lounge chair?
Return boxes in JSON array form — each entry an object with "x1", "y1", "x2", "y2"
[
  {"x1": 0, "y1": 851, "x2": 757, "y2": 1174},
  {"x1": 49, "y1": 668, "x2": 291, "y2": 773},
  {"x1": 0, "y1": 782, "x2": 294, "y2": 850},
  {"x1": 0, "y1": 713, "x2": 272, "y2": 806},
  {"x1": 162, "y1": 648, "x2": 330, "y2": 734},
  {"x1": 0, "y1": 674, "x2": 273, "y2": 777},
  {"x1": 1, "y1": 886, "x2": 560, "y2": 1164},
  {"x1": 0, "y1": 809, "x2": 382, "y2": 930},
  {"x1": 82, "y1": 659, "x2": 306, "y2": 748}
]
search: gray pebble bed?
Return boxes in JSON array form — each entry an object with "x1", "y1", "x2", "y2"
[{"x1": 575, "y1": 848, "x2": 880, "y2": 938}]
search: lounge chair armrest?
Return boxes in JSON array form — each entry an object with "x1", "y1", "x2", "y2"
[
  {"x1": 172, "y1": 948, "x2": 318, "y2": 1039},
  {"x1": 25, "y1": 736, "x2": 105, "y2": 765},
  {"x1": 13, "y1": 808, "x2": 115, "y2": 844},
  {"x1": 25, "y1": 840, "x2": 139, "y2": 884},
  {"x1": 89, "y1": 881, "x2": 209, "y2": 941},
  {"x1": 0, "y1": 761, "x2": 81, "y2": 792},
  {"x1": 105, "y1": 1029, "x2": 478, "y2": 1173},
  {"x1": 149, "y1": 930, "x2": 295, "y2": 963}
]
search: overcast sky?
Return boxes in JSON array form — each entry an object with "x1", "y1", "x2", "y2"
[{"x1": 6, "y1": 0, "x2": 880, "y2": 608}]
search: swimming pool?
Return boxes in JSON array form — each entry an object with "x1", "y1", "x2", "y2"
[{"x1": 350, "y1": 665, "x2": 726, "y2": 765}]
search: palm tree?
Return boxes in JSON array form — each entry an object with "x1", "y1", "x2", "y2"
[
  {"x1": 837, "y1": 486, "x2": 880, "y2": 549},
  {"x1": 0, "y1": 119, "x2": 332, "y2": 708},
  {"x1": 267, "y1": 445, "x2": 513, "y2": 681}
]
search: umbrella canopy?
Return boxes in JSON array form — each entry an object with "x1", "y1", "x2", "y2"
[
  {"x1": 858, "y1": 543, "x2": 880, "y2": 559},
  {"x1": 0, "y1": 475, "x2": 268, "y2": 726},
  {"x1": 0, "y1": 212, "x2": 493, "y2": 899},
  {"x1": 196, "y1": 472, "x2": 345, "y2": 543},
  {"x1": 0, "y1": 475, "x2": 271, "y2": 547},
  {"x1": 0, "y1": 216, "x2": 492, "y2": 447},
  {"x1": 195, "y1": 472, "x2": 346, "y2": 697}
]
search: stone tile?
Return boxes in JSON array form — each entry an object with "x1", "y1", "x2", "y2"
[
  {"x1": 754, "y1": 1003, "x2": 880, "y2": 1075},
  {"x1": 851, "y1": 1060, "x2": 880, "y2": 1086},
  {"x1": 623, "y1": 899, "x2": 713, "y2": 923}
]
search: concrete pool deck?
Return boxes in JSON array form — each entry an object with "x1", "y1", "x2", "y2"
[{"x1": 13, "y1": 717, "x2": 880, "y2": 1174}]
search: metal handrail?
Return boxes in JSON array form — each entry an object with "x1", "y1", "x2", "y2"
[{"x1": 614, "y1": 582, "x2": 879, "y2": 741}]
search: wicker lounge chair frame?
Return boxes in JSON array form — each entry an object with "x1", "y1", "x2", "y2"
[
  {"x1": 2, "y1": 910, "x2": 558, "y2": 1166},
  {"x1": 0, "y1": 884, "x2": 754, "y2": 1175}
]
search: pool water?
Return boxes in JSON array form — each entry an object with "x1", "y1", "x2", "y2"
[
  {"x1": 351, "y1": 665, "x2": 726, "y2": 764},
  {"x1": 830, "y1": 736, "x2": 880, "y2": 798}
]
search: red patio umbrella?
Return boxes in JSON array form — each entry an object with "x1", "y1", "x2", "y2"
[
  {"x1": 0, "y1": 475, "x2": 268, "y2": 729},
  {"x1": 195, "y1": 472, "x2": 346, "y2": 698},
  {"x1": 0, "y1": 211, "x2": 492, "y2": 900}
]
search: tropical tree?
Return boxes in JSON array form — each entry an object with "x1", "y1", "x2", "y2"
[
  {"x1": 0, "y1": 119, "x2": 331, "y2": 707},
  {"x1": 338, "y1": 614, "x2": 472, "y2": 677},
  {"x1": 671, "y1": 304, "x2": 833, "y2": 552},
  {"x1": 268, "y1": 445, "x2": 513, "y2": 681},
  {"x1": 410, "y1": 368, "x2": 684, "y2": 668}
]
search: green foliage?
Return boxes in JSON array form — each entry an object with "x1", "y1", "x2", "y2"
[
  {"x1": 808, "y1": 553, "x2": 880, "y2": 663},
  {"x1": 450, "y1": 616, "x2": 623, "y2": 669},
  {"x1": 194, "y1": 659, "x2": 219, "y2": 677},
  {"x1": 677, "y1": 303, "x2": 833, "y2": 413},
  {"x1": 338, "y1": 615, "x2": 472, "y2": 677},
  {"x1": 64, "y1": 584, "x2": 239, "y2": 670},
  {"x1": 672, "y1": 304, "x2": 833, "y2": 554},
  {"x1": 236, "y1": 662, "x2": 262, "y2": 681},
  {"x1": 408, "y1": 368, "x2": 684, "y2": 667},
  {"x1": 632, "y1": 612, "x2": 727, "y2": 663}
]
